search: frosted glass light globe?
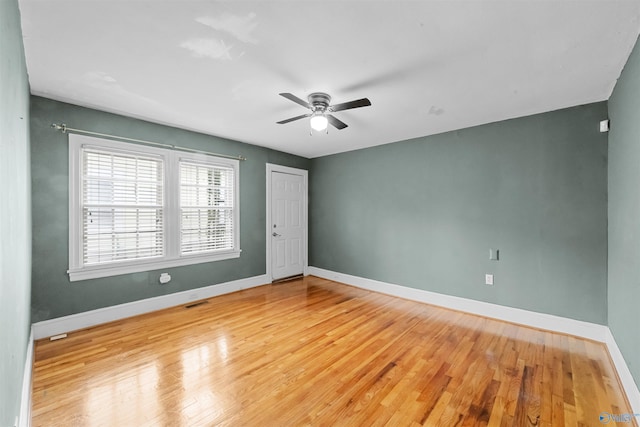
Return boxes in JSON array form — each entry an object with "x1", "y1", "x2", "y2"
[{"x1": 310, "y1": 114, "x2": 328, "y2": 131}]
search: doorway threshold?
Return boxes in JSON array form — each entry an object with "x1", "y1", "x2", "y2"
[{"x1": 272, "y1": 274, "x2": 304, "y2": 284}]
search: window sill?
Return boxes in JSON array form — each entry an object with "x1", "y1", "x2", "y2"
[{"x1": 67, "y1": 250, "x2": 241, "y2": 282}]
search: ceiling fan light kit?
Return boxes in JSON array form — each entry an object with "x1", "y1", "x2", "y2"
[
  {"x1": 310, "y1": 112, "x2": 329, "y2": 132},
  {"x1": 277, "y1": 92, "x2": 371, "y2": 133}
]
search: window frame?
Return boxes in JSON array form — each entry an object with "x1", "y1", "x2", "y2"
[{"x1": 68, "y1": 134, "x2": 240, "y2": 282}]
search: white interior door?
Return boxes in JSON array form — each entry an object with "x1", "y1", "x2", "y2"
[{"x1": 270, "y1": 170, "x2": 305, "y2": 280}]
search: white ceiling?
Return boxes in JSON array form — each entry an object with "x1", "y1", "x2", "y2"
[{"x1": 19, "y1": 1, "x2": 640, "y2": 159}]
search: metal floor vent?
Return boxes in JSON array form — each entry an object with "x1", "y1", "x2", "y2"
[
  {"x1": 184, "y1": 300, "x2": 209, "y2": 309},
  {"x1": 49, "y1": 333, "x2": 68, "y2": 341}
]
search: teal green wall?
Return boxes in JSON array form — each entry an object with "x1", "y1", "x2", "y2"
[
  {"x1": 0, "y1": 0, "x2": 32, "y2": 424},
  {"x1": 310, "y1": 103, "x2": 608, "y2": 324},
  {"x1": 30, "y1": 96, "x2": 310, "y2": 322},
  {"x1": 608, "y1": 34, "x2": 640, "y2": 388}
]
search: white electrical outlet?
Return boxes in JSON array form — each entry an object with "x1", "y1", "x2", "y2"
[{"x1": 485, "y1": 274, "x2": 494, "y2": 286}]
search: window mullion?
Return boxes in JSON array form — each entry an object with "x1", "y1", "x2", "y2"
[{"x1": 165, "y1": 151, "x2": 180, "y2": 259}]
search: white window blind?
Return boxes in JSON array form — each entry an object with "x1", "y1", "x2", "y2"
[
  {"x1": 180, "y1": 161, "x2": 235, "y2": 254},
  {"x1": 82, "y1": 148, "x2": 164, "y2": 265}
]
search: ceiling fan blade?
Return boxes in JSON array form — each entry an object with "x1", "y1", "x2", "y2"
[
  {"x1": 327, "y1": 114, "x2": 348, "y2": 130},
  {"x1": 329, "y1": 98, "x2": 371, "y2": 112},
  {"x1": 279, "y1": 93, "x2": 311, "y2": 109},
  {"x1": 277, "y1": 113, "x2": 311, "y2": 124}
]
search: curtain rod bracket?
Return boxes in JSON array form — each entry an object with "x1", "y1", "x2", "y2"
[{"x1": 51, "y1": 123, "x2": 68, "y2": 133}]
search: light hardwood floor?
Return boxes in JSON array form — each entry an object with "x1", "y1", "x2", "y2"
[{"x1": 32, "y1": 276, "x2": 636, "y2": 426}]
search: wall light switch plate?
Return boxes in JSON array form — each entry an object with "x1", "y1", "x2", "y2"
[
  {"x1": 489, "y1": 248, "x2": 499, "y2": 261},
  {"x1": 600, "y1": 119, "x2": 610, "y2": 133},
  {"x1": 485, "y1": 274, "x2": 494, "y2": 286}
]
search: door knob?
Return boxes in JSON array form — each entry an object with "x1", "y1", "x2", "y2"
[{"x1": 272, "y1": 232, "x2": 281, "y2": 237}]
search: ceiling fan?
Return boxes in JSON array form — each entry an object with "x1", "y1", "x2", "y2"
[{"x1": 276, "y1": 92, "x2": 372, "y2": 131}]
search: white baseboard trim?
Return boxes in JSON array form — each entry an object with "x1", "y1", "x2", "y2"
[
  {"x1": 308, "y1": 267, "x2": 609, "y2": 340},
  {"x1": 19, "y1": 326, "x2": 33, "y2": 427},
  {"x1": 605, "y1": 329, "x2": 640, "y2": 413},
  {"x1": 308, "y1": 266, "x2": 640, "y2": 411},
  {"x1": 32, "y1": 274, "x2": 269, "y2": 340}
]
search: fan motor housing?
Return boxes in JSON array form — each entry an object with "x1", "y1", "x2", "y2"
[{"x1": 308, "y1": 92, "x2": 331, "y2": 112}]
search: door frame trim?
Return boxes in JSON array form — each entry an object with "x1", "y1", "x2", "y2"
[{"x1": 266, "y1": 164, "x2": 309, "y2": 282}]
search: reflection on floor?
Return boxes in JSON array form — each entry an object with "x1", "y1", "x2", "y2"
[{"x1": 31, "y1": 276, "x2": 636, "y2": 426}]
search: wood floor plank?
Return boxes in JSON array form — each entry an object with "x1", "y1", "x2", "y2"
[{"x1": 31, "y1": 276, "x2": 637, "y2": 426}]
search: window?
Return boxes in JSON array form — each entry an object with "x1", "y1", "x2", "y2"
[
  {"x1": 179, "y1": 161, "x2": 235, "y2": 255},
  {"x1": 68, "y1": 134, "x2": 240, "y2": 281},
  {"x1": 82, "y1": 148, "x2": 164, "y2": 265}
]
